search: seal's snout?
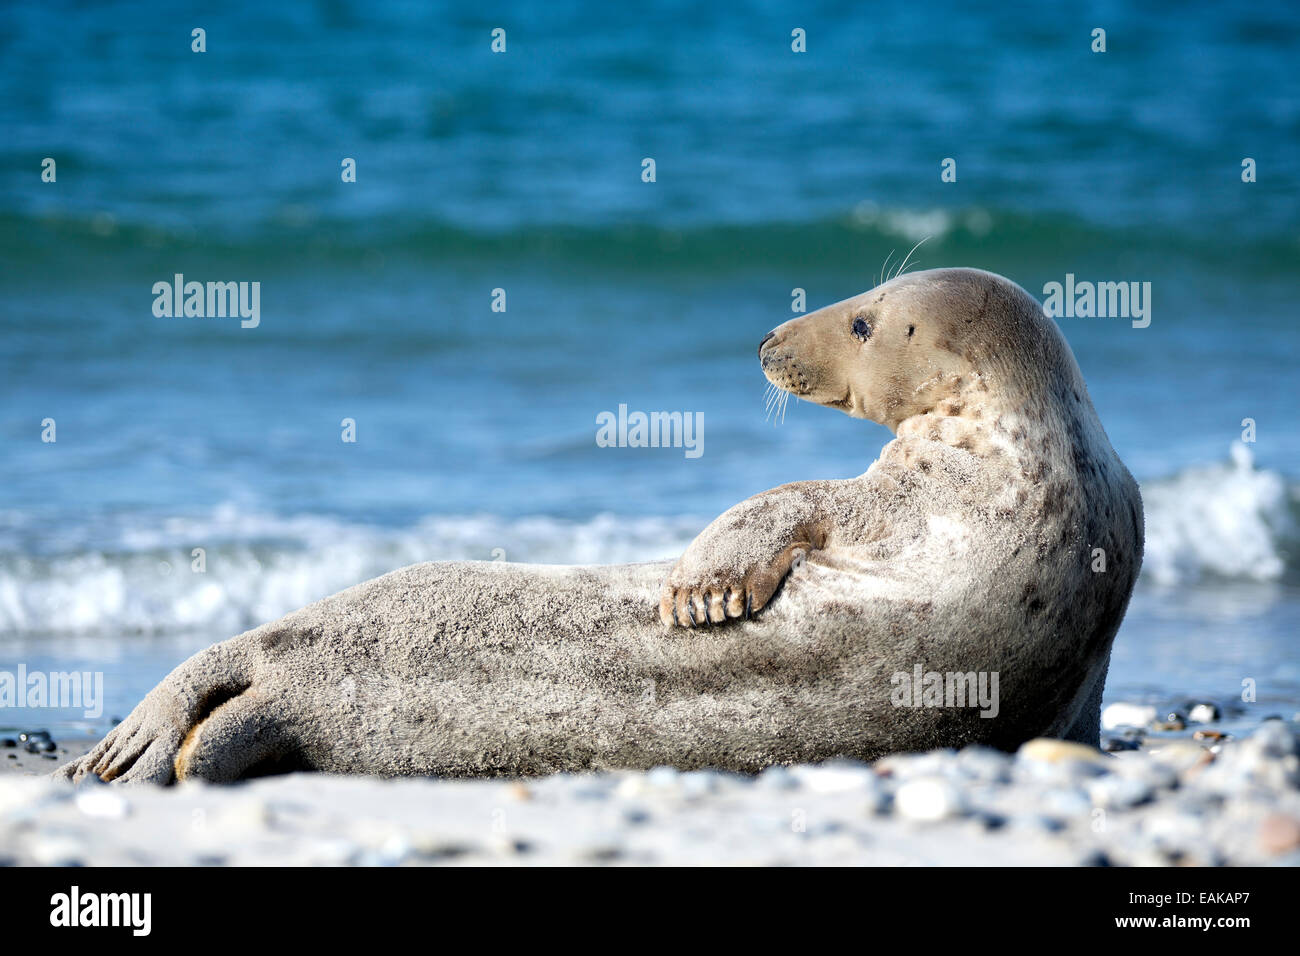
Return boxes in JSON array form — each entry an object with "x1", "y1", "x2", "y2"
[{"x1": 758, "y1": 330, "x2": 776, "y2": 357}]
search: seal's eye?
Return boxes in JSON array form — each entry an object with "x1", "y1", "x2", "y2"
[{"x1": 851, "y1": 316, "x2": 872, "y2": 340}]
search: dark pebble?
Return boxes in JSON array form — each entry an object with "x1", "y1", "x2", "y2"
[
  {"x1": 1152, "y1": 711, "x2": 1186, "y2": 731},
  {"x1": 25, "y1": 739, "x2": 57, "y2": 753},
  {"x1": 1187, "y1": 701, "x2": 1222, "y2": 722},
  {"x1": 1101, "y1": 736, "x2": 1140, "y2": 752},
  {"x1": 0, "y1": 738, "x2": 16, "y2": 748},
  {"x1": 19, "y1": 731, "x2": 51, "y2": 743},
  {"x1": 5, "y1": 754, "x2": 15, "y2": 760}
]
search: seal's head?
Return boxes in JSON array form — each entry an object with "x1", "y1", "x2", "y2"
[{"x1": 759, "y1": 267, "x2": 1080, "y2": 432}]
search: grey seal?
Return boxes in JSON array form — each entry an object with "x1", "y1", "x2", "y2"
[{"x1": 57, "y1": 267, "x2": 1143, "y2": 784}]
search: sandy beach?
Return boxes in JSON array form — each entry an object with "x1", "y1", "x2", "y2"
[{"x1": 3, "y1": 719, "x2": 1297, "y2": 866}]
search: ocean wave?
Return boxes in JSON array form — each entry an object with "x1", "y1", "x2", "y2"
[
  {"x1": 3, "y1": 206, "x2": 1296, "y2": 281},
  {"x1": 0, "y1": 509, "x2": 701, "y2": 637},
  {"x1": 1140, "y1": 443, "x2": 1297, "y2": 586},
  {"x1": 0, "y1": 447, "x2": 1293, "y2": 635}
]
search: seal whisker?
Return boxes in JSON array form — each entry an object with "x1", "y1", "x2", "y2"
[
  {"x1": 765, "y1": 385, "x2": 782, "y2": 419},
  {"x1": 894, "y1": 236, "x2": 930, "y2": 280},
  {"x1": 879, "y1": 249, "x2": 896, "y2": 288}
]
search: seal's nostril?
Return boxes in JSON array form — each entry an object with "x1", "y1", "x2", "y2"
[{"x1": 758, "y1": 331, "x2": 776, "y2": 357}]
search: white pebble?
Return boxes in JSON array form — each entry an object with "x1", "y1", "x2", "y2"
[
  {"x1": 1087, "y1": 775, "x2": 1153, "y2": 810},
  {"x1": 31, "y1": 835, "x2": 86, "y2": 866},
  {"x1": 791, "y1": 763, "x2": 875, "y2": 794},
  {"x1": 75, "y1": 789, "x2": 130, "y2": 820},
  {"x1": 894, "y1": 777, "x2": 965, "y2": 822},
  {"x1": 1101, "y1": 702, "x2": 1158, "y2": 730},
  {"x1": 755, "y1": 765, "x2": 799, "y2": 791}
]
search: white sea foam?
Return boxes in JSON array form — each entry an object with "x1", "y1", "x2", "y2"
[
  {"x1": 0, "y1": 509, "x2": 702, "y2": 637},
  {"x1": 1140, "y1": 443, "x2": 1296, "y2": 586}
]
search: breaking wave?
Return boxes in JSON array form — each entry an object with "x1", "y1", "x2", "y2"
[{"x1": 0, "y1": 444, "x2": 1294, "y2": 635}]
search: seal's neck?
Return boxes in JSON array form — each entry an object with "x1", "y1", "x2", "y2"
[
  {"x1": 892, "y1": 366, "x2": 1114, "y2": 488},
  {"x1": 890, "y1": 370, "x2": 1010, "y2": 455}
]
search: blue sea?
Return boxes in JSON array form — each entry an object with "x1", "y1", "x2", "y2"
[{"x1": 1, "y1": 1, "x2": 1297, "y2": 735}]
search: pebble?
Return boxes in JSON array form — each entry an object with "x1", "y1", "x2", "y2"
[
  {"x1": 1017, "y1": 738, "x2": 1108, "y2": 766},
  {"x1": 75, "y1": 789, "x2": 130, "y2": 820},
  {"x1": 1253, "y1": 719, "x2": 1298, "y2": 756},
  {"x1": 1040, "y1": 786, "x2": 1091, "y2": 817},
  {"x1": 406, "y1": 834, "x2": 472, "y2": 861},
  {"x1": 790, "y1": 761, "x2": 876, "y2": 794},
  {"x1": 622, "y1": 806, "x2": 651, "y2": 825},
  {"x1": 5, "y1": 709, "x2": 1297, "y2": 867},
  {"x1": 616, "y1": 766, "x2": 679, "y2": 798},
  {"x1": 30, "y1": 835, "x2": 86, "y2": 867},
  {"x1": 1086, "y1": 774, "x2": 1153, "y2": 810},
  {"x1": 491, "y1": 837, "x2": 532, "y2": 855},
  {"x1": 372, "y1": 834, "x2": 414, "y2": 866},
  {"x1": 1101, "y1": 736, "x2": 1140, "y2": 752},
  {"x1": 1142, "y1": 811, "x2": 1211, "y2": 860},
  {"x1": 1256, "y1": 814, "x2": 1300, "y2": 856},
  {"x1": 755, "y1": 765, "x2": 799, "y2": 791},
  {"x1": 1146, "y1": 740, "x2": 1212, "y2": 774},
  {"x1": 506, "y1": 782, "x2": 532, "y2": 802},
  {"x1": 0, "y1": 739, "x2": 16, "y2": 748},
  {"x1": 1101, "y1": 702, "x2": 1157, "y2": 730},
  {"x1": 213, "y1": 798, "x2": 272, "y2": 835},
  {"x1": 1111, "y1": 753, "x2": 1178, "y2": 791},
  {"x1": 894, "y1": 776, "x2": 966, "y2": 822},
  {"x1": 952, "y1": 746, "x2": 1012, "y2": 783},
  {"x1": 304, "y1": 837, "x2": 360, "y2": 866},
  {"x1": 1015, "y1": 813, "x2": 1066, "y2": 834},
  {"x1": 679, "y1": 770, "x2": 724, "y2": 798},
  {"x1": 1151, "y1": 712, "x2": 1186, "y2": 732}
]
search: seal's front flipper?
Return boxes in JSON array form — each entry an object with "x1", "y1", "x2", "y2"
[{"x1": 658, "y1": 481, "x2": 838, "y2": 628}]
